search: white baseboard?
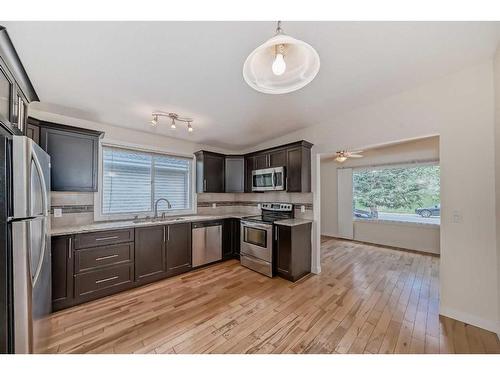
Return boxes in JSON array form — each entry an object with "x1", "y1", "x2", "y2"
[
  {"x1": 440, "y1": 305, "x2": 500, "y2": 338},
  {"x1": 320, "y1": 231, "x2": 338, "y2": 238}
]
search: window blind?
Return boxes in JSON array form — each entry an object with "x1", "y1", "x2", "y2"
[{"x1": 102, "y1": 146, "x2": 191, "y2": 215}]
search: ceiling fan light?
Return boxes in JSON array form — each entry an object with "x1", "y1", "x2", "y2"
[{"x1": 336, "y1": 156, "x2": 347, "y2": 163}]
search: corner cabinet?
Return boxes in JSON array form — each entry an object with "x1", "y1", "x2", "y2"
[
  {"x1": 29, "y1": 117, "x2": 103, "y2": 192},
  {"x1": 195, "y1": 150, "x2": 225, "y2": 193}
]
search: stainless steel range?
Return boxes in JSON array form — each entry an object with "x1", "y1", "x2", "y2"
[{"x1": 240, "y1": 203, "x2": 293, "y2": 277}]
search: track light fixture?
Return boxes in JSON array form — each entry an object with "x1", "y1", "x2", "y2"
[{"x1": 149, "y1": 112, "x2": 194, "y2": 133}]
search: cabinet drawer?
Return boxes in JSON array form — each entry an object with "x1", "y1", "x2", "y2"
[
  {"x1": 75, "y1": 242, "x2": 134, "y2": 273},
  {"x1": 75, "y1": 263, "x2": 134, "y2": 299},
  {"x1": 74, "y1": 228, "x2": 134, "y2": 249}
]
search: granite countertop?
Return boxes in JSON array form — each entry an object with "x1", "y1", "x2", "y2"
[
  {"x1": 50, "y1": 212, "x2": 252, "y2": 236},
  {"x1": 274, "y1": 218, "x2": 313, "y2": 227}
]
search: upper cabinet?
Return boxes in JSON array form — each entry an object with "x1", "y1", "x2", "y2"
[
  {"x1": 225, "y1": 156, "x2": 244, "y2": 193},
  {"x1": 29, "y1": 117, "x2": 103, "y2": 192},
  {"x1": 195, "y1": 150, "x2": 225, "y2": 193},
  {"x1": 244, "y1": 141, "x2": 313, "y2": 193},
  {"x1": 0, "y1": 26, "x2": 38, "y2": 135},
  {"x1": 196, "y1": 141, "x2": 312, "y2": 194}
]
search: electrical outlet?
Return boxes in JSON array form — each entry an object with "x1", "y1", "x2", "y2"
[
  {"x1": 257, "y1": 203, "x2": 261, "y2": 209},
  {"x1": 301, "y1": 205, "x2": 306, "y2": 213},
  {"x1": 54, "y1": 208, "x2": 63, "y2": 218},
  {"x1": 212, "y1": 203, "x2": 217, "y2": 208}
]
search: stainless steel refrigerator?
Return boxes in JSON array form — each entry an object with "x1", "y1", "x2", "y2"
[{"x1": 0, "y1": 132, "x2": 51, "y2": 353}]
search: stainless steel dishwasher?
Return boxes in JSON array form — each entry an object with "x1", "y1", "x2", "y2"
[{"x1": 192, "y1": 221, "x2": 223, "y2": 267}]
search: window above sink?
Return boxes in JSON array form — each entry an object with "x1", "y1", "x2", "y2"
[{"x1": 94, "y1": 144, "x2": 195, "y2": 222}]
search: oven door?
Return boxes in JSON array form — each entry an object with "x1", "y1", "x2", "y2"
[
  {"x1": 240, "y1": 221, "x2": 272, "y2": 262},
  {"x1": 252, "y1": 168, "x2": 275, "y2": 192}
]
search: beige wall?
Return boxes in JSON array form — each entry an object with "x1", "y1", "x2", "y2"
[
  {"x1": 354, "y1": 221, "x2": 440, "y2": 254},
  {"x1": 249, "y1": 61, "x2": 499, "y2": 334}
]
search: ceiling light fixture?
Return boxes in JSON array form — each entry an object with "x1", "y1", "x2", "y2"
[
  {"x1": 243, "y1": 21, "x2": 320, "y2": 94},
  {"x1": 149, "y1": 112, "x2": 193, "y2": 133}
]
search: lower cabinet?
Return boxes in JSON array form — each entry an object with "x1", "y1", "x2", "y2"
[
  {"x1": 274, "y1": 223, "x2": 312, "y2": 282},
  {"x1": 166, "y1": 223, "x2": 192, "y2": 276},
  {"x1": 51, "y1": 235, "x2": 74, "y2": 311},
  {"x1": 135, "y1": 225, "x2": 167, "y2": 284}
]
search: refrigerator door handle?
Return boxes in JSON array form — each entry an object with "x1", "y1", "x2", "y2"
[
  {"x1": 29, "y1": 218, "x2": 47, "y2": 287},
  {"x1": 29, "y1": 147, "x2": 49, "y2": 217}
]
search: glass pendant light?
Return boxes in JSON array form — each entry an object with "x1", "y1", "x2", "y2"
[{"x1": 243, "y1": 21, "x2": 320, "y2": 94}]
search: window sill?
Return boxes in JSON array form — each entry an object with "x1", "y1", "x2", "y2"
[{"x1": 353, "y1": 218, "x2": 440, "y2": 228}]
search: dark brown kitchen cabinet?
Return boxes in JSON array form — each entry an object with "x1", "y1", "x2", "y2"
[
  {"x1": 225, "y1": 156, "x2": 244, "y2": 193},
  {"x1": 195, "y1": 150, "x2": 225, "y2": 193},
  {"x1": 244, "y1": 156, "x2": 255, "y2": 192},
  {"x1": 51, "y1": 235, "x2": 75, "y2": 311},
  {"x1": 274, "y1": 223, "x2": 312, "y2": 282},
  {"x1": 25, "y1": 122, "x2": 40, "y2": 144},
  {"x1": 166, "y1": 223, "x2": 192, "y2": 276},
  {"x1": 135, "y1": 225, "x2": 167, "y2": 284},
  {"x1": 254, "y1": 153, "x2": 268, "y2": 170},
  {"x1": 286, "y1": 144, "x2": 311, "y2": 192},
  {"x1": 37, "y1": 120, "x2": 102, "y2": 192},
  {"x1": 269, "y1": 149, "x2": 287, "y2": 168}
]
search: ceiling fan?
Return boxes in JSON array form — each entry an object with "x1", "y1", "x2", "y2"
[{"x1": 335, "y1": 150, "x2": 363, "y2": 163}]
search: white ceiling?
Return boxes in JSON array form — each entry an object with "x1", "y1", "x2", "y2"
[{"x1": 3, "y1": 21, "x2": 500, "y2": 150}]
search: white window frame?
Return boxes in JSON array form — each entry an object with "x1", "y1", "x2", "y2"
[{"x1": 94, "y1": 140, "x2": 196, "y2": 222}]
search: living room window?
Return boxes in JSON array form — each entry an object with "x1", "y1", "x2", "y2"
[{"x1": 352, "y1": 164, "x2": 440, "y2": 225}]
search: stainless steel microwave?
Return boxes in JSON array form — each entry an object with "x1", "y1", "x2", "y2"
[{"x1": 252, "y1": 167, "x2": 285, "y2": 191}]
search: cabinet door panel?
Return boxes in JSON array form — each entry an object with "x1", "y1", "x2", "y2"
[
  {"x1": 286, "y1": 147, "x2": 302, "y2": 192},
  {"x1": 225, "y1": 157, "x2": 244, "y2": 193},
  {"x1": 245, "y1": 156, "x2": 254, "y2": 192},
  {"x1": 254, "y1": 154, "x2": 268, "y2": 170},
  {"x1": 204, "y1": 154, "x2": 225, "y2": 192},
  {"x1": 275, "y1": 225, "x2": 292, "y2": 277},
  {"x1": 269, "y1": 150, "x2": 287, "y2": 168},
  {"x1": 51, "y1": 235, "x2": 74, "y2": 310},
  {"x1": 135, "y1": 226, "x2": 167, "y2": 283},
  {"x1": 166, "y1": 223, "x2": 191, "y2": 276},
  {"x1": 40, "y1": 128, "x2": 98, "y2": 191}
]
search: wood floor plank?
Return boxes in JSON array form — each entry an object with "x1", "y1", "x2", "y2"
[{"x1": 38, "y1": 237, "x2": 500, "y2": 354}]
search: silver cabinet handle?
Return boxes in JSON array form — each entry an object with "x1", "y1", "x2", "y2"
[
  {"x1": 68, "y1": 237, "x2": 72, "y2": 259},
  {"x1": 95, "y1": 236, "x2": 119, "y2": 241},
  {"x1": 275, "y1": 228, "x2": 278, "y2": 241},
  {"x1": 163, "y1": 226, "x2": 166, "y2": 243},
  {"x1": 204, "y1": 179, "x2": 207, "y2": 191},
  {"x1": 95, "y1": 254, "x2": 119, "y2": 261},
  {"x1": 95, "y1": 276, "x2": 118, "y2": 284}
]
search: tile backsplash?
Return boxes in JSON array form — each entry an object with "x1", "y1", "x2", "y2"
[{"x1": 50, "y1": 191, "x2": 314, "y2": 230}]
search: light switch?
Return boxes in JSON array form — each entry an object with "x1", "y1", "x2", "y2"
[
  {"x1": 452, "y1": 210, "x2": 462, "y2": 223},
  {"x1": 212, "y1": 203, "x2": 217, "y2": 208},
  {"x1": 257, "y1": 203, "x2": 261, "y2": 209},
  {"x1": 54, "y1": 208, "x2": 62, "y2": 218},
  {"x1": 301, "y1": 205, "x2": 306, "y2": 213}
]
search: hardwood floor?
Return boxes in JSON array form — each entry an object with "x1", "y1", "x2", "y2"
[{"x1": 40, "y1": 237, "x2": 500, "y2": 354}]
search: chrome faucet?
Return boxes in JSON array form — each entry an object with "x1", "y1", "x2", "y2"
[{"x1": 154, "y1": 198, "x2": 172, "y2": 218}]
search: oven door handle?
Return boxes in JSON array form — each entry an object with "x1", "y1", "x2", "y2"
[{"x1": 241, "y1": 221, "x2": 272, "y2": 230}]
